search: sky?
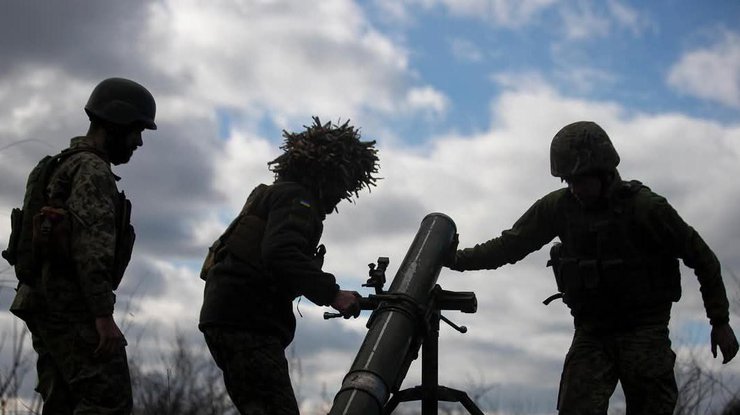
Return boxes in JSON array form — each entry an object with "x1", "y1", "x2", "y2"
[{"x1": 1, "y1": 0, "x2": 740, "y2": 413}]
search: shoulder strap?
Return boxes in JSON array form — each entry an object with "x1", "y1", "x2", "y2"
[{"x1": 43, "y1": 147, "x2": 108, "y2": 204}]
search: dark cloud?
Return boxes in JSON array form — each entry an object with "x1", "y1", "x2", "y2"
[
  {"x1": 116, "y1": 257, "x2": 169, "y2": 299},
  {"x1": 325, "y1": 192, "x2": 428, "y2": 242},
  {"x1": 0, "y1": 0, "x2": 151, "y2": 78},
  {"x1": 114, "y1": 119, "x2": 226, "y2": 259},
  {"x1": 0, "y1": 125, "x2": 84, "y2": 209}
]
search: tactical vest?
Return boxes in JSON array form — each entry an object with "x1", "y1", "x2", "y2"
[
  {"x1": 200, "y1": 184, "x2": 269, "y2": 280},
  {"x1": 199, "y1": 182, "x2": 326, "y2": 282},
  {"x1": 2, "y1": 147, "x2": 134, "y2": 288},
  {"x1": 548, "y1": 181, "x2": 681, "y2": 315}
]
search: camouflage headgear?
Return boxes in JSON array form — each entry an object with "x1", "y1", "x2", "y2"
[
  {"x1": 269, "y1": 117, "x2": 379, "y2": 208},
  {"x1": 550, "y1": 121, "x2": 619, "y2": 178},
  {"x1": 85, "y1": 77, "x2": 157, "y2": 130}
]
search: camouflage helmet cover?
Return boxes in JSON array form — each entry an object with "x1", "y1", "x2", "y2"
[
  {"x1": 84, "y1": 77, "x2": 157, "y2": 130},
  {"x1": 550, "y1": 121, "x2": 619, "y2": 178},
  {"x1": 268, "y1": 117, "x2": 379, "y2": 207}
]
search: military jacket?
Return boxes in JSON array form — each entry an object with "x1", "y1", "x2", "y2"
[
  {"x1": 199, "y1": 181, "x2": 339, "y2": 346},
  {"x1": 38, "y1": 136, "x2": 123, "y2": 318},
  {"x1": 455, "y1": 179, "x2": 730, "y2": 329}
]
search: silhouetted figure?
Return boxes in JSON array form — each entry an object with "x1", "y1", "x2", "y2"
[
  {"x1": 4, "y1": 77, "x2": 157, "y2": 414},
  {"x1": 199, "y1": 117, "x2": 379, "y2": 415},
  {"x1": 446, "y1": 121, "x2": 739, "y2": 414}
]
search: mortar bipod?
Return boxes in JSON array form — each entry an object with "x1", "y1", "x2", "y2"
[{"x1": 383, "y1": 285, "x2": 483, "y2": 415}]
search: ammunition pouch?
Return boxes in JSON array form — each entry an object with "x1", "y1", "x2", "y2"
[
  {"x1": 3, "y1": 207, "x2": 38, "y2": 285},
  {"x1": 9, "y1": 283, "x2": 41, "y2": 320},
  {"x1": 557, "y1": 258, "x2": 599, "y2": 308},
  {"x1": 599, "y1": 256, "x2": 681, "y2": 305},
  {"x1": 548, "y1": 250, "x2": 681, "y2": 310},
  {"x1": 113, "y1": 225, "x2": 135, "y2": 289},
  {"x1": 2, "y1": 208, "x2": 22, "y2": 267},
  {"x1": 110, "y1": 192, "x2": 135, "y2": 289}
]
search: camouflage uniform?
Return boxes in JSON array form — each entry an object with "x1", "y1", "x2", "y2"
[
  {"x1": 558, "y1": 325, "x2": 676, "y2": 414},
  {"x1": 199, "y1": 181, "x2": 340, "y2": 415},
  {"x1": 452, "y1": 176, "x2": 730, "y2": 415},
  {"x1": 201, "y1": 328, "x2": 298, "y2": 415},
  {"x1": 11, "y1": 135, "x2": 133, "y2": 415}
]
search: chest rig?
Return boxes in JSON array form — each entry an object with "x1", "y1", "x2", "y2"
[{"x1": 547, "y1": 181, "x2": 681, "y2": 315}]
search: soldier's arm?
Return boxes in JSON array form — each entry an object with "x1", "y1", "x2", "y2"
[
  {"x1": 454, "y1": 190, "x2": 561, "y2": 271},
  {"x1": 62, "y1": 155, "x2": 118, "y2": 317},
  {"x1": 641, "y1": 192, "x2": 729, "y2": 325},
  {"x1": 261, "y1": 184, "x2": 339, "y2": 306}
]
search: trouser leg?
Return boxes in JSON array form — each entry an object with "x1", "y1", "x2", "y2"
[
  {"x1": 33, "y1": 316, "x2": 132, "y2": 415},
  {"x1": 617, "y1": 326, "x2": 677, "y2": 415},
  {"x1": 558, "y1": 329, "x2": 619, "y2": 415},
  {"x1": 203, "y1": 327, "x2": 299, "y2": 415}
]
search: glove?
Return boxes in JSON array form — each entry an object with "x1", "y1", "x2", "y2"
[{"x1": 442, "y1": 234, "x2": 464, "y2": 271}]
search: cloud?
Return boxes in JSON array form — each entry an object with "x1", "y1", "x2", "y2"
[
  {"x1": 557, "y1": 1, "x2": 652, "y2": 42},
  {"x1": 144, "y1": 0, "x2": 447, "y2": 124},
  {"x1": 1, "y1": 2, "x2": 739, "y2": 412},
  {"x1": 372, "y1": 0, "x2": 415, "y2": 25},
  {"x1": 606, "y1": 0, "x2": 654, "y2": 36},
  {"x1": 293, "y1": 81, "x2": 740, "y2": 411},
  {"x1": 0, "y1": 0, "x2": 152, "y2": 77},
  {"x1": 372, "y1": 0, "x2": 557, "y2": 29},
  {"x1": 404, "y1": 86, "x2": 450, "y2": 116},
  {"x1": 559, "y1": 2, "x2": 611, "y2": 41},
  {"x1": 667, "y1": 30, "x2": 740, "y2": 108},
  {"x1": 437, "y1": 0, "x2": 557, "y2": 28},
  {"x1": 449, "y1": 37, "x2": 485, "y2": 63},
  {"x1": 553, "y1": 65, "x2": 618, "y2": 95}
]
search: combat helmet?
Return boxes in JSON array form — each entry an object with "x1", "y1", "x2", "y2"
[
  {"x1": 268, "y1": 116, "x2": 379, "y2": 213},
  {"x1": 85, "y1": 77, "x2": 157, "y2": 130},
  {"x1": 550, "y1": 121, "x2": 619, "y2": 178}
]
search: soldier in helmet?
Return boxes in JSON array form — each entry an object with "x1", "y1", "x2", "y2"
[
  {"x1": 198, "y1": 117, "x2": 380, "y2": 415},
  {"x1": 6, "y1": 77, "x2": 156, "y2": 414},
  {"x1": 446, "y1": 121, "x2": 739, "y2": 414}
]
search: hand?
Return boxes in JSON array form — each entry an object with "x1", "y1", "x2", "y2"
[
  {"x1": 331, "y1": 290, "x2": 361, "y2": 319},
  {"x1": 442, "y1": 234, "x2": 460, "y2": 270},
  {"x1": 711, "y1": 323, "x2": 739, "y2": 364},
  {"x1": 94, "y1": 315, "x2": 127, "y2": 358},
  {"x1": 443, "y1": 250, "x2": 459, "y2": 269}
]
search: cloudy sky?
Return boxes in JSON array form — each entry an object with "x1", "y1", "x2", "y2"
[{"x1": 1, "y1": 0, "x2": 739, "y2": 413}]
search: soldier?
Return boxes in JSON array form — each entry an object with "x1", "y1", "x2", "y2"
[
  {"x1": 199, "y1": 117, "x2": 380, "y2": 415},
  {"x1": 446, "y1": 121, "x2": 739, "y2": 414},
  {"x1": 4, "y1": 77, "x2": 157, "y2": 414}
]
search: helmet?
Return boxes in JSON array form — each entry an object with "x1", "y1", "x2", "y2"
[
  {"x1": 268, "y1": 117, "x2": 379, "y2": 210},
  {"x1": 84, "y1": 78, "x2": 157, "y2": 130},
  {"x1": 550, "y1": 121, "x2": 619, "y2": 178}
]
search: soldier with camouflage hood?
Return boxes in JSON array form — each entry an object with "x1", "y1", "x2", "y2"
[
  {"x1": 199, "y1": 117, "x2": 380, "y2": 415},
  {"x1": 446, "y1": 121, "x2": 738, "y2": 414},
  {"x1": 5, "y1": 77, "x2": 156, "y2": 414}
]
